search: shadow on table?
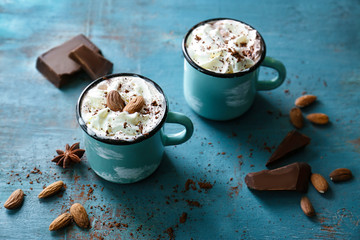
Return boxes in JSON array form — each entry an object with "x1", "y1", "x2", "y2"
[
  {"x1": 89, "y1": 152, "x2": 210, "y2": 238},
  {"x1": 193, "y1": 93, "x2": 332, "y2": 168},
  {"x1": 59, "y1": 72, "x2": 93, "y2": 93}
]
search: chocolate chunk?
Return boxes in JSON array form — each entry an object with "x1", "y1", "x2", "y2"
[
  {"x1": 266, "y1": 130, "x2": 311, "y2": 167},
  {"x1": 36, "y1": 34, "x2": 101, "y2": 88},
  {"x1": 69, "y1": 44, "x2": 113, "y2": 80},
  {"x1": 245, "y1": 162, "x2": 312, "y2": 192}
]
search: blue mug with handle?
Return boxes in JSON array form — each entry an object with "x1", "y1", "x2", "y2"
[
  {"x1": 182, "y1": 18, "x2": 286, "y2": 121},
  {"x1": 76, "y1": 73, "x2": 194, "y2": 184}
]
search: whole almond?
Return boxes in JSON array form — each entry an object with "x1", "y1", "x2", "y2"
[
  {"x1": 310, "y1": 173, "x2": 329, "y2": 193},
  {"x1": 330, "y1": 168, "x2": 352, "y2": 182},
  {"x1": 290, "y1": 107, "x2": 304, "y2": 129},
  {"x1": 123, "y1": 96, "x2": 145, "y2": 114},
  {"x1": 295, "y1": 95, "x2": 317, "y2": 108},
  {"x1": 306, "y1": 113, "x2": 329, "y2": 125},
  {"x1": 300, "y1": 196, "x2": 315, "y2": 217},
  {"x1": 106, "y1": 90, "x2": 125, "y2": 112},
  {"x1": 38, "y1": 181, "x2": 64, "y2": 199},
  {"x1": 4, "y1": 189, "x2": 24, "y2": 209},
  {"x1": 70, "y1": 203, "x2": 90, "y2": 228},
  {"x1": 49, "y1": 212, "x2": 72, "y2": 231}
]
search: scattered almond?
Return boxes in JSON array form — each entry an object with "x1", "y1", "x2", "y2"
[
  {"x1": 38, "y1": 180, "x2": 64, "y2": 199},
  {"x1": 106, "y1": 90, "x2": 125, "y2": 111},
  {"x1": 300, "y1": 196, "x2": 315, "y2": 217},
  {"x1": 310, "y1": 173, "x2": 329, "y2": 193},
  {"x1": 295, "y1": 95, "x2": 317, "y2": 108},
  {"x1": 49, "y1": 212, "x2": 73, "y2": 231},
  {"x1": 306, "y1": 113, "x2": 329, "y2": 125},
  {"x1": 70, "y1": 203, "x2": 90, "y2": 228},
  {"x1": 290, "y1": 107, "x2": 304, "y2": 129},
  {"x1": 3, "y1": 189, "x2": 24, "y2": 209},
  {"x1": 330, "y1": 168, "x2": 352, "y2": 182},
  {"x1": 123, "y1": 96, "x2": 145, "y2": 114}
]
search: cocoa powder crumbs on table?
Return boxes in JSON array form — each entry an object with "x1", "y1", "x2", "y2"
[
  {"x1": 198, "y1": 181, "x2": 213, "y2": 190},
  {"x1": 165, "y1": 227, "x2": 175, "y2": 240},
  {"x1": 264, "y1": 146, "x2": 272, "y2": 153},
  {"x1": 179, "y1": 212, "x2": 188, "y2": 223},
  {"x1": 186, "y1": 200, "x2": 201, "y2": 207},
  {"x1": 184, "y1": 179, "x2": 197, "y2": 191},
  {"x1": 31, "y1": 167, "x2": 42, "y2": 174},
  {"x1": 267, "y1": 111, "x2": 274, "y2": 116}
]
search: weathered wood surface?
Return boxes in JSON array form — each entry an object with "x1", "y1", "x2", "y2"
[{"x1": 0, "y1": 0, "x2": 359, "y2": 239}]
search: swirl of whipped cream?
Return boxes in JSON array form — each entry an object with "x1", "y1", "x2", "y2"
[
  {"x1": 186, "y1": 19, "x2": 262, "y2": 74},
  {"x1": 80, "y1": 76, "x2": 166, "y2": 141}
]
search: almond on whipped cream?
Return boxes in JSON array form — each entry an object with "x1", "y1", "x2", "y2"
[
  {"x1": 186, "y1": 19, "x2": 262, "y2": 74},
  {"x1": 80, "y1": 76, "x2": 166, "y2": 141}
]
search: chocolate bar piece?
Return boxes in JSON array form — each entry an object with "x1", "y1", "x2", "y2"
[
  {"x1": 266, "y1": 130, "x2": 311, "y2": 167},
  {"x1": 36, "y1": 34, "x2": 101, "y2": 88},
  {"x1": 245, "y1": 162, "x2": 312, "y2": 192},
  {"x1": 69, "y1": 44, "x2": 113, "y2": 80}
]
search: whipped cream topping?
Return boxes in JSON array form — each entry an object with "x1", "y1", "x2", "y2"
[
  {"x1": 80, "y1": 76, "x2": 166, "y2": 141},
  {"x1": 186, "y1": 19, "x2": 262, "y2": 74}
]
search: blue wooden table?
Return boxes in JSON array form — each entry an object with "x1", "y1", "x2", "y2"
[{"x1": 1, "y1": 0, "x2": 359, "y2": 239}]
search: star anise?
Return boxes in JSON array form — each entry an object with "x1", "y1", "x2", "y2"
[{"x1": 51, "y1": 142, "x2": 85, "y2": 168}]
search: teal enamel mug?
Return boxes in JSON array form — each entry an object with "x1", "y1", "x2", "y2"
[
  {"x1": 76, "y1": 73, "x2": 194, "y2": 184},
  {"x1": 182, "y1": 18, "x2": 286, "y2": 121}
]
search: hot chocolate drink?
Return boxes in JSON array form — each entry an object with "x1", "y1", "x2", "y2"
[
  {"x1": 80, "y1": 75, "x2": 166, "y2": 141},
  {"x1": 186, "y1": 19, "x2": 262, "y2": 74}
]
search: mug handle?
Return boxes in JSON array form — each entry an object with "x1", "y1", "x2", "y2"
[
  {"x1": 256, "y1": 56, "x2": 286, "y2": 91},
  {"x1": 161, "y1": 111, "x2": 194, "y2": 146}
]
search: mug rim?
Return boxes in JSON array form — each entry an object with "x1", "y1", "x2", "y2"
[
  {"x1": 76, "y1": 73, "x2": 169, "y2": 145},
  {"x1": 182, "y1": 18, "x2": 267, "y2": 78}
]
